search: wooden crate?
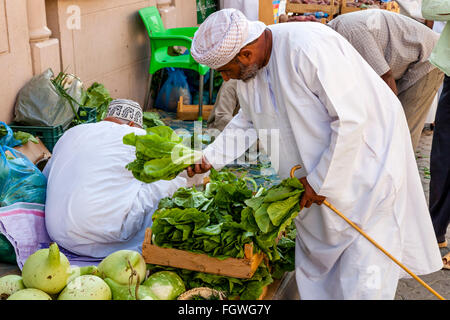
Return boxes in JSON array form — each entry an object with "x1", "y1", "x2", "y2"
[
  {"x1": 142, "y1": 228, "x2": 265, "y2": 279},
  {"x1": 285, "y1": 0, "x2": 341, "y2": 22},
  {"x1": 340, "y1": 0, "x2": 400, "y2": 14},
  {"x1": 176, "y1": 96, "x2": 213, "y2": 121}
]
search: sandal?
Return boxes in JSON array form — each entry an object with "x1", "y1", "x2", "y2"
[{"x1": 443, "y1": 252, "x2": 450, "y2": 270}]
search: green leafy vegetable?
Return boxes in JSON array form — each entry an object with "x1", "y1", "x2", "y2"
[
  {"x1": 267, "y1": 195, "x2": 299, "y2": 226},
  {"x1": 13, "y1": 131, "x2": 39, "y2": 145},
  {"x1": 0, "y1": 125, "x2": 7, "y2": 138},
  {"x1": 124, "y1": 126, "x2": 202, "y2": 183},
  {"x1": 270, "y1": 224, "x2": 297, "y2": 279},
  {"x1": 51, "y1": 72, "x2": 82, "y2": 124},
  {"x1": 0, "y1": 124, "x2": 38, "y2": 145},
  {"x1": 80, "y1": 82, "x2": 113, "y2": 122},
  {"x1": 153, "y1": 170, "x2": 304, "y2": 262},
  {"x1": 152, "y1": 169, "x2": 257, "y2": 259},
  {"x1": 143, "y1": 112, "x2": 165, "y2": 128},
  {"x1": 151, "y1": 169, "x2": 304, "y2": 282}
]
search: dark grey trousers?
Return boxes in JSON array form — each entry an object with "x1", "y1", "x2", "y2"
[{"x1": 429, "y1": 75, "x2": 450, "y2": 244}]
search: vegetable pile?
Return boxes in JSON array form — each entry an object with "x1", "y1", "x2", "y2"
[
  {"x1": 147, "y1": 262, "x2": 273, "y2": 300},
  {"x1": 0, "y1": 244, "x2": 186, "y2": 300},
  {"x1": 241, "y1": 177, "x2": 304, "y2": 261},
  {"x1": 149, "y1": 168, "x2": 303, "y2": 299},
  {"x1": 123, "y1": 126, "x2": 202, "y2": 183},
  {"x1": 79, "y1": 82, "x2": 113, "y2": 122},
  {"x1": 153, "y1": 169, "x2": 256, "y2": 259},
  {"x1": 153, "y1": 169, "x2": 303, "y2": 262},
  {"x1": 0, "y1": 168, "x2": 302, "y2": 300}
]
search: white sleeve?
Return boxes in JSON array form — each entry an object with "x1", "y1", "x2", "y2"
[
  {"x1": 140, "y1": 176, "x2": 187, "y2": 206},
  {"x1": 203, "y1": 108, "x2": 257, "y2": 170}
]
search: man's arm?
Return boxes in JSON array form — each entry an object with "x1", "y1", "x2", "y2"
[
  {"x1": 187, "y1": 108, "x2": 257, "y2": 176},
  {"x1": 380, "y1": 70, "x2": 398, "y2": 96},
  {"x1": 422, "y1": 0, "x2": 450, "y2": 21}
]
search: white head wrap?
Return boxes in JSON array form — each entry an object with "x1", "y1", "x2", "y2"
[{"x1": 191, "y1": 9, "x2": 267, "y2": 69}]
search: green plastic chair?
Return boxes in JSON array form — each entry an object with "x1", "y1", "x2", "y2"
[{"x1": 139, "y1": 6, "x2": 213, "y2": 120}]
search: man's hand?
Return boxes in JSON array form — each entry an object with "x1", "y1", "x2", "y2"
[
  {"x1": 186, "y1": 156, "x2": 212, "y2": 177},
  {"x1": 299, "y1": 177, "x2": 326, "y2": 209},
  {"x1": 380, "y1": 70, "x2": 398, "y2": 96}
]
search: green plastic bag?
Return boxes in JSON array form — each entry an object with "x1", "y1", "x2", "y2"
[{"x1": 0, "y1": 233, "x2": 16, "y2": 264}]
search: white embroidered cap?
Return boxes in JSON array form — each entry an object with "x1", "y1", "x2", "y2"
[
  {"x1": 106, "y1": 99, "x2": 143, "y2": 128},
  {"x1": 191, "y1": 9, "x2": 266, "y2": 69}
]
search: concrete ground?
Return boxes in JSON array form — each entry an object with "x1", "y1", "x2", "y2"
[{"x1": 394, "y1": 131, "x2": 450, "y2": 300}]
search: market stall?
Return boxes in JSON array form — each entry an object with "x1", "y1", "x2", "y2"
[
  {"x1": 0, "y1": 68, "x2": 301, "y2": 299},
  {"x1": 0, "y1": 1, "x2": 447, "y2": 302}
]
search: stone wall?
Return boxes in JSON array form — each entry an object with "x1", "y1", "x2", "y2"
[
  {"x1": 46, "y1": 0, "x2": 158, "y2": 108},
  {"x1": 0, "y1": 0, "x2": 34, "y2": 123},
  {"x1": 0, "y1": 0, "x2": 197, "y2": 123}
]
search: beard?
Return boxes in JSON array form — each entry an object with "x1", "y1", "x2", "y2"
[{"x1": 236, "y1": 60, "x2": 260, "y2": 82}]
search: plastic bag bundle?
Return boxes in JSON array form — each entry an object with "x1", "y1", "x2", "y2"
[
  {"x1": 0, "y1": 122, "x2": 21, "y2": 148},
  {"x1": 13, "y1": 68, "x2": 83, "y2": 130},
  {"x1": 155, "y1": 68, "x2": 192, "y2": 112},
  {"x1": 0, "y1": 146, "x2": 47, "y2": 208}
]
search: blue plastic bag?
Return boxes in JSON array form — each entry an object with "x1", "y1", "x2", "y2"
[
  {"x1": 155, "y1": 68, "x2": 192, "y2": 112},
  {"x1": 0, "y1": 145, "x2": 47, "y2": 207},
  {"x1": 0, "y1": 122, "x2": 22, "y2": 148}
]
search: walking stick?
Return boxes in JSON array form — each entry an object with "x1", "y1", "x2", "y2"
[{"x1": 290, "y1": 165, "x2": 445, "y2": 300}]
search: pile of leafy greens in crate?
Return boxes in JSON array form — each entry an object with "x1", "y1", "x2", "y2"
[
  {"x1": 152, "y1": 168, "x2": 304, "y2": 275},
  {"x1": 152, "y1": 169, "x2": 256, "y2": 259},
  {"x1": 148, "y1": 169, "x2": 303, "y2": 298}
]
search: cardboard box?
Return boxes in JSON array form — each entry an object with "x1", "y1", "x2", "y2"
[{"x1": 13, "y1": 137, "x2": 51, "y2": 170}]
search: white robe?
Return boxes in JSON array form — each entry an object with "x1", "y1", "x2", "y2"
[
  {"x1": 203, "y1": 22, "x2": 443, "y2": 299},
  {"x1": 43, "y1": 121, "x2": 187, "y2": 258}
]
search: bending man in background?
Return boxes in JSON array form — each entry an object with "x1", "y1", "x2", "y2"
[{"x1": 328, "y1": 10, "x2": 444, "y2": 151}]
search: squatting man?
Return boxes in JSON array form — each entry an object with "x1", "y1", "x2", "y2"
[
  {"x1": 43, "y1": 99, "x2": 195, "y2": 258},
  {"x1": 186, "y1": 9, "x2": 442, "y2": 300}
]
